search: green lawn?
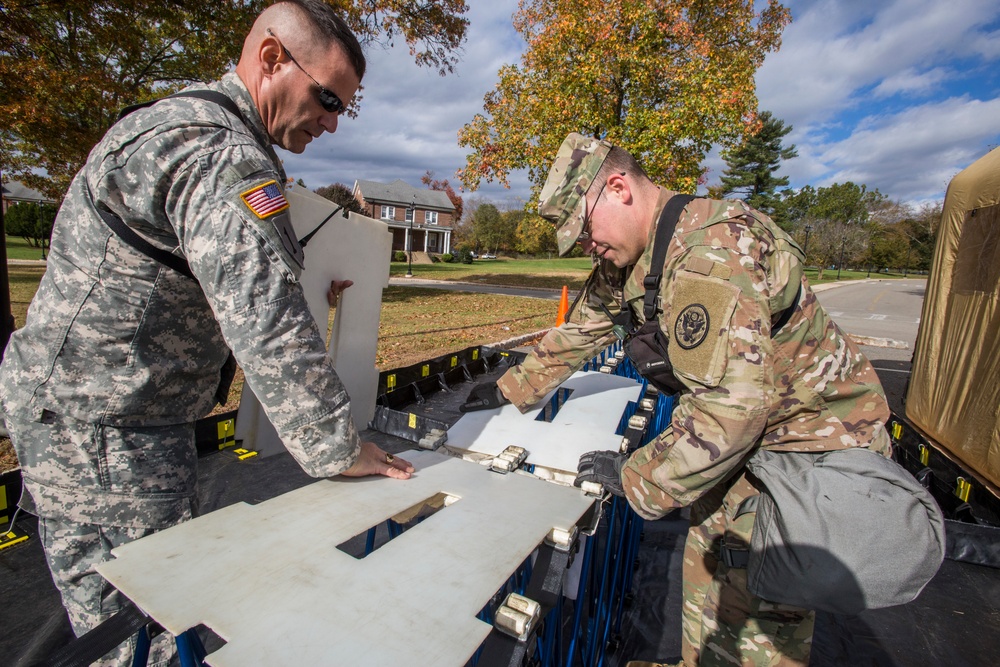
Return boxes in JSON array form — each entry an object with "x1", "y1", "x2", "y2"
[{"x1": 4, "y1": 235, "x2": 48, "y2": 261}]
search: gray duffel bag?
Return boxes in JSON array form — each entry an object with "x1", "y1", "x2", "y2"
[{"x1": 729, "y1": 446, "x2": 946, "y2": 615}]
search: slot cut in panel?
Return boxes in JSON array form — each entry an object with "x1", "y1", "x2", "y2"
[
  {"x1": 335, "y1": 491, "x2": 459, "y2": 559},
  {"x1": 535, "y1": 387, "x2": 574, "y2": 422}
]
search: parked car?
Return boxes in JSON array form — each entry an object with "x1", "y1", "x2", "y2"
[{"x1": 482, "y1": 253, "x2": 497, "y2": 259}]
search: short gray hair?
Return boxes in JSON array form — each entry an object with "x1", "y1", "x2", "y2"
[{"x1": 281, "y1": 0, "x2": 366, "y2": 80}]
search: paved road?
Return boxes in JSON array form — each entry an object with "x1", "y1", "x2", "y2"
[
  {"x1": 814, "y1": 278, "x2": 925, "y2": 348},
  {"x1": 814, "y1": 278, "x2": 927, "y2": 416}
]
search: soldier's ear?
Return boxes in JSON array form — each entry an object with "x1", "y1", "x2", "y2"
[
  {"x1": 259, "y1": 33, "x2": 283, "y2": 76},
  {"x1": 606, "y1": 173, "x2": 631, "y2": 205}
]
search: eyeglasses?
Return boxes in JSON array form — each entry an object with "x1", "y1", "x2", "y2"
[
  {"x1": 578, "y1": 172, "x2": 625, "y2": 243},
  {"x1": 578, "y1": 179, "x2": 610, "y2": 242},
  {"x1": 267, "y1": 29, "x2": 346, "y2": 115}
]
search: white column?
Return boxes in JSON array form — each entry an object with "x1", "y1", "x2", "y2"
[{"x1": 423, "y1": 231, "x2": 429, "y2": 252}]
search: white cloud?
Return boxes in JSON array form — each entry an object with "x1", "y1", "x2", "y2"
[
  {"x1": 757, "y1": 0, "x2": 1000, "y2": 126},
  {"x1": 750, "y1": 0, "x2": 1000, "y2": 203},
  {"x1": 871, "y1": 67, "x2": 951, "y2": 99},
  {"x1": 804, "y1": 96, "x2": 1000, "y2": 201}
]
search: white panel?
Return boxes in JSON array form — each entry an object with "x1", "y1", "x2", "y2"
[
  {"x1": 447, "y1": 371, "x2": 642, "y2": 473},
  {"x1": 236, "y1": 186, "x2": 392, "y2": 455},
  {"x1": 97, "y1": 450, "x2": 594, "y2": 667}
]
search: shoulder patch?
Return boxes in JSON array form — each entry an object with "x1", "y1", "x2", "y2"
[
  {"x1": 668, "y1": 272, "x2": 740, "y2": 387},
  {"x1": 241, "y1": 180, "x2": 290, "y2": 219}
]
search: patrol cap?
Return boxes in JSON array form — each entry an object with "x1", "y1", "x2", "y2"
[{"x1": 538, "y1": 133, "x2": 613, "y2": 255}]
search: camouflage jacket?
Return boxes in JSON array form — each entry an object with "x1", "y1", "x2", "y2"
[
  {"x1": 498, "y1": 189, "x2": 891, "y2": 520},
  {"x1": 0, "y1": 73, "x2": 361, "y2": 489}
]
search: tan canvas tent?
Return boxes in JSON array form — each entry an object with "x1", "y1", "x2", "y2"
[{"x1": 907, "y1": 146, "x2": 1000, "y2": 492}]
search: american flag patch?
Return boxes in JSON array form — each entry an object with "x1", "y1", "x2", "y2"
[{"x1": 240, "y1": 180, "x2": 290, "y2": 219}]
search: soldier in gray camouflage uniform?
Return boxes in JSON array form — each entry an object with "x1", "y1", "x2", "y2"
[
  {"x1": 478, "y1": 134, "x2": 892, "y2": 666},
  {"x1": 0, "y1": 2, "x2": 413, "y2": 665}
]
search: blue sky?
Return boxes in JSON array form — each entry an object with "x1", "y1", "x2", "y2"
[{"x1": 280, "y1": 0, "x2": 1000, "y2": 209}]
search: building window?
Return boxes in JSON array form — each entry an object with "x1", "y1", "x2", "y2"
[
  {"x1": 405, "y1": 208, "x2": 414, "y2": 223},
  {"x1": 425, "y1": 210, "x2": 438, "y2": 225},
  {"x1": 381, "y1": 205, "x2": 395, "y2": 220},
  {"x1": 429, "y1": 235, "x2": 438, "y2": 249}
]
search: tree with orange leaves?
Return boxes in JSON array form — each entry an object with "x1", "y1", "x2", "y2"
[
  {"x1": 458, "y1": 0, "x2": 790, "y2": 198},
  {"x1": 0, "y1": 0, "x2": 469, "y2": 199}
]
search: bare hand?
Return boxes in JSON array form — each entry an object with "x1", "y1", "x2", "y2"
[
  {"x1": 340, "y1": 441, "x2": 414, "y2": 480},
  {"x1": 327, "y1": 279, "x2": 354, "y2": 306}
]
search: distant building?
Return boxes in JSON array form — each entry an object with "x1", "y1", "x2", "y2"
[
  {"x1": 353, "y1": 179, "x2": 454, "y2": 255},
  {"x1": 1, "y1": 181, "x2": 57, "y2": 215}
]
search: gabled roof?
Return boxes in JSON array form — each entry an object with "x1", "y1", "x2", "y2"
[
  {"x1": 2, "y1": 181, "x2": 55, "y2": 203},
  {"x1": 354, "y1": 179, "x2": 454, "y2": 212}
]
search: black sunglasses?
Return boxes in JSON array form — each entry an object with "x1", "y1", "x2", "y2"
[{"x1": 268, "y1": 29, "x2": 346, "y2": 115}]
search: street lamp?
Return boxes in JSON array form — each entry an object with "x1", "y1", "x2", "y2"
[
  {"x1": 803, "y1": 224, "x2": 812, "y2": 269},
  {"x1": 837, "y1": 235, "x2": 846, "y2": 281},
  {"x1": 405, "y1": 196, "x2": 415, "y2": 278}
]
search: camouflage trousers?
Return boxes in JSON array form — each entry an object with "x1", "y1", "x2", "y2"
[
  {"x1": 39, "y1": 517, "x2": 178, "y2": 666},
  {"x1": 681, "y1": 473, "x2": 814, "y2": 667},
  {"x1": 5, "y1": 409, "x2": 197, "y2": 666}
]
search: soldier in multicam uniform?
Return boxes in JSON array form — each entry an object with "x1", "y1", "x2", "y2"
[
  {"x1": 0, "y1": 2, "x2": 413, "y2": 664},
  {"x1": 464, "y1": 133, "x2": 892, "y2": 666}
]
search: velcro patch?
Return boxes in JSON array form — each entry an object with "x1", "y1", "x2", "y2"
[
  {"x1": 668, "y1": 272, "x2": 739, "y2": 386},
  {"x1": 241, "y1": 180, "x2": 290, "y2": 219}
]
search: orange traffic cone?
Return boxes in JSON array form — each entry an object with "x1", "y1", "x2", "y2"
[{"x1": 556, "y1": 285, "x2": 569, "y2": 326}]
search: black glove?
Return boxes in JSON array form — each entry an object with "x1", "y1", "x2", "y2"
[
  {"x1": 459, "y1": 381, "x2": 509, "y2": 412},
  {"x1": 575, "y1": 450, "x2": 626, "y2": 497}
]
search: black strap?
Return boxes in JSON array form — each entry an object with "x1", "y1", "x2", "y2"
[
  {"x1": 94, "y1": 90, "x2": 252, "y2": 281},
  {"x1": 299, "y1": 204, "x2": 344, "y2": 248},
  {"x1": 93, "y1": 203, "x2": 196, "y2": 279},
  {"x1": 43, "y1": 600, "x2": 151, "y2": 667},
  {"x1": 643, "y1": 194, "x2": 695, "y2": 320},
  {"x1": 117, "y1": 89, "x2": 247, "y2": 126}
]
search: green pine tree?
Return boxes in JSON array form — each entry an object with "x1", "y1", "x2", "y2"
[{"x1": 718, "y1": 111, "x2": 797, "y2": 220}]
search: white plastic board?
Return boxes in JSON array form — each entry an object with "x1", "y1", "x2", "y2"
[
  {"x1": 236, "y1": 185, "x2": 392, "y2": 455},
  {"x1": 447, "y1": 371, "x2": 643, "y2": 473},
  {"x1": 97, "y1": 450, "x2": 594, "y2": 667}
]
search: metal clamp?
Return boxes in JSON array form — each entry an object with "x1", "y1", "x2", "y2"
[
  {"x1": 494, "y1": 593, "x2": 541, "y2": 642},
  {"x1": 545, "y1": 525, "x2": 578, "y2": 553},
  {"x1": 490, "y1": 445, "x2": 528, "y2": 474}
]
